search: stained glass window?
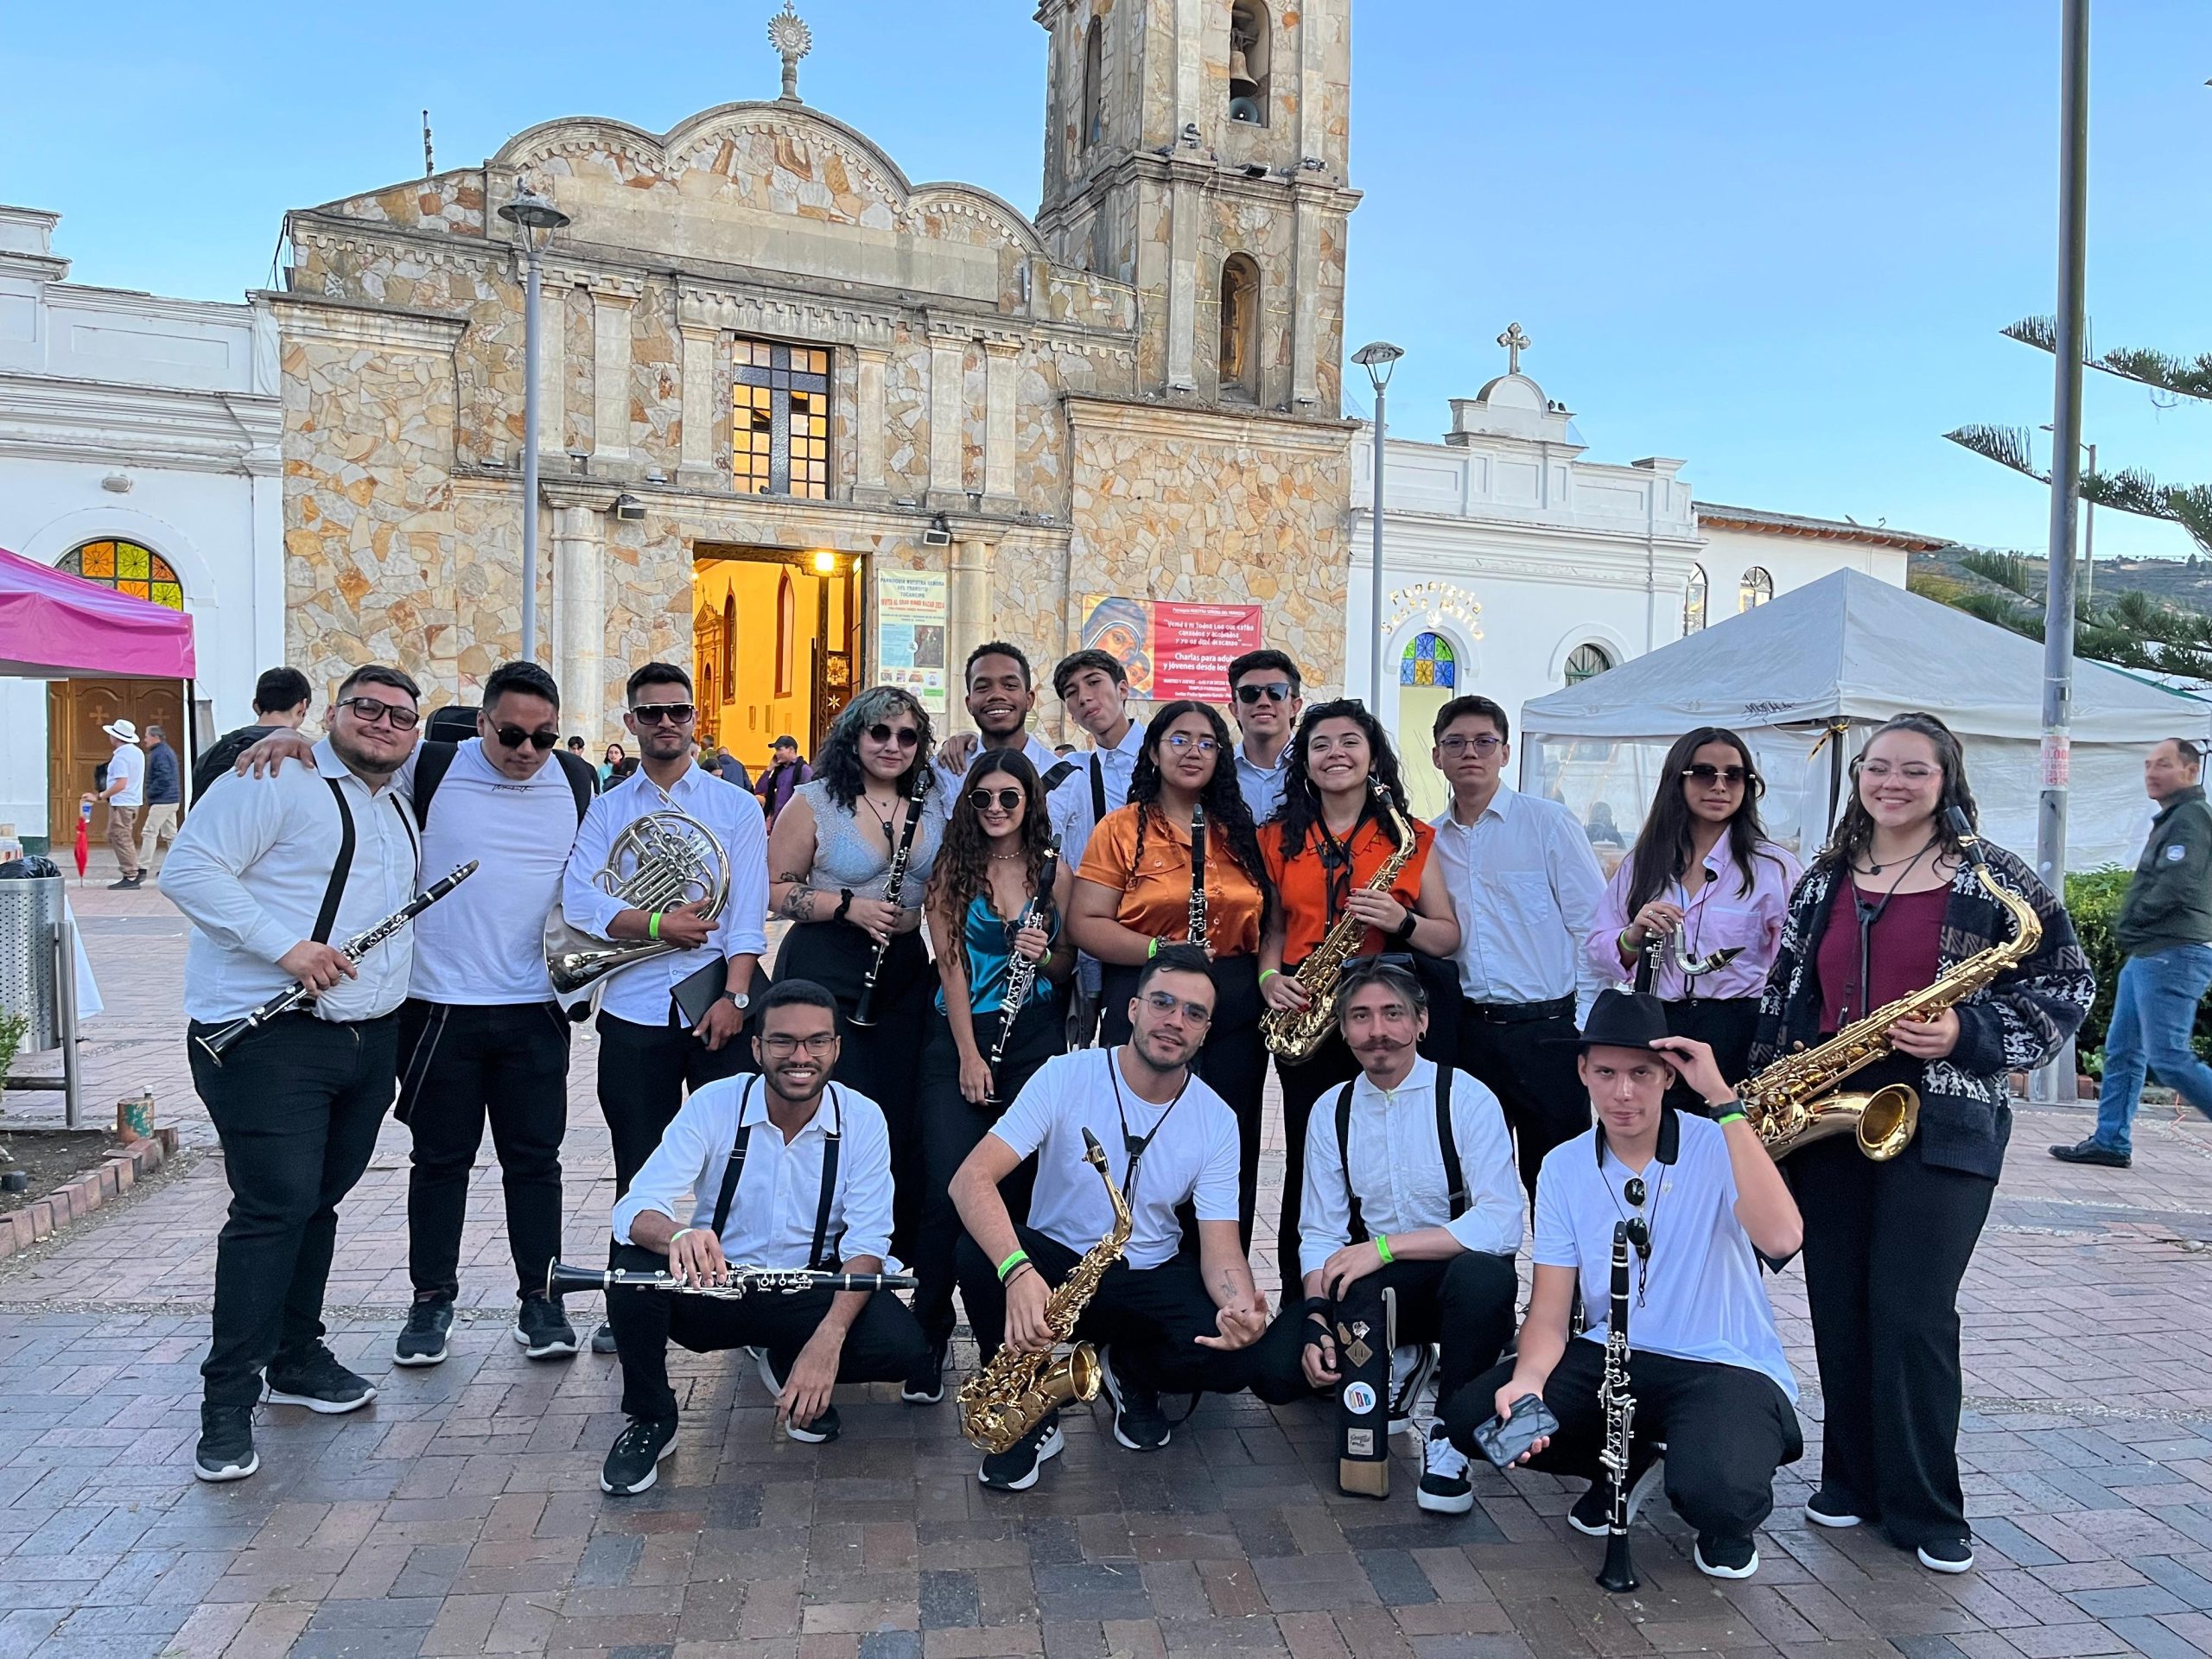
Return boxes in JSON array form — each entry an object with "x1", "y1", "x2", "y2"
[
  {"x1": 58, "y1": 540, "x2": 183, "y2": 609},
  {"x1": 1399, "y1": 632, "x2": 1457, "y2": 689},
  {"x1": 1564, "y1": 643, "x2": 1613, "y2": 685},
  {"x1": 732, "y1": 339, "x2": 830, "y2": 499}
]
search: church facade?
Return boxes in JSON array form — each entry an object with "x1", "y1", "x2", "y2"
[{"x1": 270, "y1": 0, "x2": 1358, "y2": 759}]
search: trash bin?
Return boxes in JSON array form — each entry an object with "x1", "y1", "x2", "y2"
[{"x1": 0, "y1": 872, "x2": 62, "y2": 1052}]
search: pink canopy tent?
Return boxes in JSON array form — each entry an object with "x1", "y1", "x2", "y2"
[{"x1": 0, "y1": 544, "x2": 196, "y2": 678}]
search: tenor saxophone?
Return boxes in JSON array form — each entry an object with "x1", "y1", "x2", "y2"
[
  {"x1": 957, "y1": 1128, "x2": 1133, "y2": 1454},
  {"x1": 1260, "y1": 789, "x2": 1419, "y2": 1063},
  {"x1": 1740, "y1": 808, "x2": 2042, "y2": 1162}
]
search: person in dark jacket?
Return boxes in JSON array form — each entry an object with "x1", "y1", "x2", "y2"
[
  {"x1": 2052, "y1": 737, "x2": 2212, "y2": 1168},
  {"x1": 137, "y1": 722, "x2": 183, "y2": 872},
  {"x1": 755, "y1": 735, "x2": 812, "y2": 824},
  {"x1": 192, "y1": 668, "x2": 312, "y2": 805},
  {"x1": 1751, "y1": 712, "x2": 2090, "y2": 1577}
]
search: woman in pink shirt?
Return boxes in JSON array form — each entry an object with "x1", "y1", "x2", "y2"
[{"x1": 1590, "y1": 727, "x2": 1802, "y2": 1103}]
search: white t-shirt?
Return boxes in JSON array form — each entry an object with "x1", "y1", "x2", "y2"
[
  {"x1": 1533, "y1": 1114, "x2": 1797, "y2": 1401},
  {"x1": 410, "y1": 741, "x2": 582, "y2": 1004},
  {"x1": 107, "y1": 743, "x2": 146, "y2": 809},
  {"x1": 988, "y1": 1047, "x2": 1240, "y2": 1270}
]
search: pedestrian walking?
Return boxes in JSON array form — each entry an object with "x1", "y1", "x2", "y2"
[
  {"x1": 86, "y1": 718, "x2": 148, "y2": 888},
  {"x1": 139, "y1": 722, "x2": 183, "y2": 873}
]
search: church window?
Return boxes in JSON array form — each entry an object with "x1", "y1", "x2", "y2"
[
  {"x1": 1400, "y1": 632, "x2": 1457, "y2": 689},
  {"x1": 1218, "y1": 254, "x2": 1261, "y2": 401},
  {"x1": 1564, "y1": 643, "x2": 1614, "y2": 686},
  {"x1": 1081, "y1": 18, "x2": 1105, "y2": 149},
  {"x1": 1229, "y1": 1, "x2": 1270, "y2": 126},
  {"x1": 1683, "y1": 564, "x2": 1708, "y2": 634},
  {"x1": 721, "y1": 594, "x2": 736, "y2": 691},
  {"x1": 732, "y1": 339, "x2": 831, "y2": 499},
  {"x1": 1738, "y1": 566, "x2": 1773, "y2": 613},
  {"x1": 775, "y1": 570, "x2": 796, "y2": 697},
  {"x1": 59, "y1": 540, "x2": 183, "y2": 610}
]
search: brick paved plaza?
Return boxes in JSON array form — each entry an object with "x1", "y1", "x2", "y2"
[{"x1": 5, "y1": 881, "x2": 2212, "y2": 1658}]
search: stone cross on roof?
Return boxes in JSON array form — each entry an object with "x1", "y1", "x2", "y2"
[
  {"x1": 1497, "y1": 321, "x2": 1531, "y2": 377},
  {"x1": 769, "y1": 1, "x2": 813, "y2": 103}
]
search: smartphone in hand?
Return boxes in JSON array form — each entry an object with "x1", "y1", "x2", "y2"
[{"x1": 1471, "y1": 1394, "x2": 1561, "y2": 1470}]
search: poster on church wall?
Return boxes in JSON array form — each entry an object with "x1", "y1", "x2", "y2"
[
  {"x1": 876, "y1": 569, "x2": 948, "y2": 713},
  {"x1": 1079, "y1": 597, "x2": 1262, "y2": 702}
]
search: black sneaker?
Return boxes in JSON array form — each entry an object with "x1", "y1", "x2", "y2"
[
  {"x1": 108, "y1": 875, "x2": 143, "y2": 891},
  {"x1": 1695, "y1": 1533, "x2": 1759, "y2": 1579},
  {"x1": 2048, "y1": 1138, "x2": 2130, "y2": 1169},
  {"x1": 194, "y1": 1403, "x2": 259, "y2": 1483},
  {"x1": 600, "y1": 1416, "x2": 677, "y2": 1495},
  {"x1": 394, "y1": 1298, "x2": 454, "y2": 1367},
  {"x1": 979, "y1": 1417, "x2": 1065, "y2": 1491},
  {"x1": 265, "y1": 1346, "x2": 377, "y2": 1414},
  {"x1": 1568, "y1": 1452, "x2": 1662, "y2": 1536},
  {"x1": 590, "y1": 1321, "x2": 619, "y2": 1356},
  {"x1": 1802, "y1": 1489, "x2": 1867, "y2": 1529},
  {"x1": 1098, "y1": 1345, "x2": 1172, "y2": 1452},
  {"x1": 1917, "y1": 1536, "x2": 1976, "y2": 1574},
  {"x1": 1389, "y1": 1344, "x2": 1439, "y2": 1435},
  {"x1": 514, "y1": 1295, "x2": 578, "y2": 1359},
  {"x1": 1416, "y1": 1426, "x2": 1474, "y2": 1515},
  {"x1": 901, "y1": 1338, "x2": 947, "y2": 1405},
  {"x1": 754, "y1": 1350, "x2": 841, "y2": 1443}
]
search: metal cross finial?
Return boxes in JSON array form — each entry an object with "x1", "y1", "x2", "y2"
[
  {"x1": 1497, "y1": 321, "x2": 1531, "y2": 377},
  {"x1": 769, "y1": 0, "x2": 813, "y2": 102}
]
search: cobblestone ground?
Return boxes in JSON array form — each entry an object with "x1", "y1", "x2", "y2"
[{"x1": 4, "y1": 880, "x2": 2212, "y2": 1657}]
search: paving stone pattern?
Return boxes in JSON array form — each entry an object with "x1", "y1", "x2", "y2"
[{"x1": 4, "y1": 882, "x2": 2212, "y2": 1656}]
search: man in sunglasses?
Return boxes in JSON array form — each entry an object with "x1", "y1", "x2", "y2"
[
  {"x1": 162, "y1": 664, "x2": 426, "y2": 1483},
  {"x1": 1226, "y1": 648, "x2": 1304, "y2": 825}
]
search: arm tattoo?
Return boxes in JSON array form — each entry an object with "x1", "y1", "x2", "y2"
[{"x1": 773, "y1": 874, "x2": 818, "y2": 922}]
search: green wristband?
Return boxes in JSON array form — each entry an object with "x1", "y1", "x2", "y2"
[
  {"x1": 996, "y1": 1249, "x2": 1031, "y2": 1284},
  {"x1": 1374, "y1": 1233, "x2": 1393, "y2": 1266},
  {"x1": 1147, "y1": 937, "x2": 1160, "y2": 959},
  {"x1": 648, "y1": 911, "x2": 662, "y2": 941},
  {"x1": 1715, "y1": 1109, "x2": 1747, "y2": 1128},
  {"x1": 1259, "y1": 968, "x2": 1281, "y2": 986}
]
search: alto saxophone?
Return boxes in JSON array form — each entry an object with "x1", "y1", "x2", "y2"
[
  {"x1": 958, "y1": 1128, "x2": 1133, "y2": 1455},
  {"x1": 1261, "y1": 789, "x2": 1419, "y2": 1063},
  {"x1": 1740, "y1": 807, "x2": 2042, "y2": 1161}
]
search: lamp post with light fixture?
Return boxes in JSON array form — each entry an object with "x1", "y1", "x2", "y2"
[
  {"x1": 499, "y1": 185, "x2": 571, "y2": 662},
  {"x1": 1351, "y1": 341, "x2": 1405, "y2": 711}
]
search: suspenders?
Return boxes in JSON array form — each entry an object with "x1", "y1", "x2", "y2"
[
  {"x1": 310, "y1": 779, "x2": 421, "y2": 945},
  {"x1": 708, "y1": 1079, "x2": 847, "y2": 1271},
  {"x1": 1332, "y1": 1065, "x2": 1464, "y2": 1245}
]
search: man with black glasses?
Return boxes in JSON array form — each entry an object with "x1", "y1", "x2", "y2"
[
  {"x1": 163, "y1": 664, "x2": 425, "y2": 1484},
  {"x1": 1227, "y1": 649, "x2": 1303, "y2": 825}
]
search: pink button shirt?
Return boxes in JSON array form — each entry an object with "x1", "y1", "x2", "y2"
[{"x1": 1589, "y1": 839, "x2": 1803, "y2": 1001}]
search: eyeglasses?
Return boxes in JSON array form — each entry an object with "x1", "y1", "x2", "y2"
[
  {"x1": 1163, "y1": 734, "x2": 1219, "y2": 755},
  {"x1": 336, "y1": 696, "x2": 420, "y2": 730},
  {"x1": 1235, "y1": 682, "x2": 1293, "y2": 704},
  {"x1": 1681, "y1": 763, "x2": 1752, "y2": 787},
  {"x1": 968, "y1": 787, "x2": 1025, "y2": 812},
  {"x1": 1437, "y1": 734, "x2": 1503, "y2": 757},
  {"x1": 632, "y1": 702, "x2": 696, "y2": 726},
  {"x1": 493, "y1": 724, "x2": 559, "y2": 752},
  {"x1": 760, "y1": 1032, "x2": 839, "y2": 1057},
  {"x1": 1856, "y1": 761, "x2": 1939, "y2": 783},
  {"x1": 1141, "y1": 988, "x2": 1214, "y2": 1026},
  {"x1": 865, "y1": 723, "x2": 921, "y2": 749}
]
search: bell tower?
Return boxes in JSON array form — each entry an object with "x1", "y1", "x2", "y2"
[{"x1": 1036, "y1": 0, "x2": 1358, "y2": 416}]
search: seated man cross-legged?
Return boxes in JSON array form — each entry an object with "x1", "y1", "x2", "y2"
[
  {"x1": 951, "y1": 944, "x2": 1282, "y2": 1491},
  {"x1": 1446, "y1": 989, "x2": 1804, "y2": 1580},
  {"x1": 600, "y1": 978, "x2": 926, "y2": 1495}
]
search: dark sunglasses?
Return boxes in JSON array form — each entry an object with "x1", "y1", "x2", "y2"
[
  {"x1": 1681, "y1": 763, "x2": 1753, "y2": 787},
  {"x1": 1235, "y1": 682, "x2": 1293, "y2": 704},
  {"x1": 866, "y1": 723, "x2": 921, "y2": 748},
  {"x1": 632, "y1": 702, "x2": 696, "y2": 725},
  {"x1": 492, "y1": 724, "x2": 559, "y2": 752},
  {"x1": 967, "y1": 787, "x2": 1024, "y2": 812},
  {"x1": 336, "y1": 696, "x2": 420, "y2": 729}
]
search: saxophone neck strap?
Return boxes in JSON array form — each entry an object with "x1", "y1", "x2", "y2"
[{"x1": 1105, "y1": 1046, "x2": 1191, "y2": 1205}]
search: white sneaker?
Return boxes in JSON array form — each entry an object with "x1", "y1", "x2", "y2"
[
  {"x1": 1415, "y1": 1427, "x2": 1474, "y2": 1515},
  {"x1": 1388, "y1": 1343, "x2": 1438, "y2": 1434}
]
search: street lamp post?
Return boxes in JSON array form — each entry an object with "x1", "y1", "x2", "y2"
[
  {"x1": 1351, "y1": 341, "x2": 1405, "y2": 712},
  {"x1": 499, "y1": 186, "x2": 572, "y2": 664}
]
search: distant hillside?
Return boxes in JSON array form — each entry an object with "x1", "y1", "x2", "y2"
[{"x1": 1911, "y1": 547, "x2": 2212, "y2": 613}]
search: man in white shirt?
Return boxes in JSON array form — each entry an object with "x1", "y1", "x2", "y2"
[
  {"x1": 162, "y1": 665, "x2": 425, "y2": 1484},
  {"x1": 1428, "y1": 695, "x2": 1607, "y2": 1201},
  {"x1": 563, "y1": 663, "x2": 770, "y2": 1350},
  {"x1": 926, "y1": 642, "x2": 1081, "y2": 840},
  {"x1": 950, "y1": 945, "x2": 1277, "y2": 1491},
  {"x1": 598, "y1": 980, "x2": 926, "y2": 1495},
  {"x1": 1046, "y1": 649, "x2": 1147, "y2": 1046},
  {"x1": 1449, "y1": 990, "x2": 1803, "y2": 1580},
  {"x1": 86, "y1": 717, "x2": 149, "y2": 888},
  {"x1": 1227, "y1": 649, "x2": 1301, "y2": 826},
  {"x1": 1255, "y1": 959, "x2": 1522, "y2": 1510}
]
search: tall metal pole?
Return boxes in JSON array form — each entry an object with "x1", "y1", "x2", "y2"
[
  {"x1": 519, "y1": 245, "x2": 544, "y2": 664},
  {"x1": 2033, "y1": 0, "x2": 2091, "y2": 1103},
  {"x1": 1369, "y1": 382, "x2": 1388, "y2": 712}
]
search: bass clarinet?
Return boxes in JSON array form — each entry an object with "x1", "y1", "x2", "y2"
[
  {"x1": 851, "y1": 766, "x2": 932, "y2": 1028},
  {"x1": 1185, "y1": 801, "x2": 1208, "y2": 946},
  {"x1": 1595, "y1": 1219, "x2": 1640, "y2": 1592},
  {"x1": 194, "y1": 861, "x2": 480, "y2": 1063},
  {"x1": 986, "y1": 836, "x2": 1058, "y2": 1105}
]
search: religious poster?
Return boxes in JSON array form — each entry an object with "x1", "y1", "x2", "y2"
[
  {"x1": 875, "y1": 569, "x2": 948, "y2": 712},
  {"x1": 1079, "y1": 596, "x2": 1262, "y2": 702}
]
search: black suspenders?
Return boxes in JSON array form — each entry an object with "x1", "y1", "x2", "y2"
[
  {"x1": 708, "y1": 1081, "x2": 846, "y2": 1272},
  {"x1": 1334, "y1": 1066, "x2": 1464, "y2": 1245}
]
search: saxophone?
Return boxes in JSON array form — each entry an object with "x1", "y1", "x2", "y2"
[
  {"x1": 1740, "y1": 808, "x2": 2042, "y2": 1162},
  {"x1": 958, "y1": 1128, "x2": 1133, "y2": 1454},
  {"x1": 1261, "y1": 790, "x2": 1419, "y2": 1063}
]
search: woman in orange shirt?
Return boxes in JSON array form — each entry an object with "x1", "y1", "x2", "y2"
[
  {"x1": 1256, "y1": 700, "x2": 1461, "y2": 1303},
  {"x1": 1071, "y1": 700, "x2": 1274, "y2": 1244}
]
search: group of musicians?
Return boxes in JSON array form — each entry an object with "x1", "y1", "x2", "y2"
[{"x1": 161, "y1": 641, "x2": 2094, "y2": 1584}]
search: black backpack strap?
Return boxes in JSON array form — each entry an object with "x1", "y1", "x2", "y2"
[
  {"x1": 1091, "y1": 754, "x2": 1108, "y2": 821},
  {"x1": 311, "y1": 779, "x2": 359, "y2": 945},
  {"x1": 808, "y1": 1087, "x2": 844, "y2": 1270},
  {"x1": 1436, "y1": 1065, "x2": 1466, "y2": 1220},
  {"x1": 552, "y1": 749, "x2": 596, "y2": 824},
  {"x1": 709, "y1": 1077, "x2": 759, "y2": 1239},
  {"x1": 410, "y1": 741, "x2": 459, "y2": 832},
  {"x1": 1333, "y1": 1082, "x2": 1365, "y2": 1244},
  {"x1": 1039, "y1": 760, "x2": 1080, "y2": 794}
]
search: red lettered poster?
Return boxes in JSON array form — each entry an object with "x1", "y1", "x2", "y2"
[{"x1": 1149, "y1": 603, "x2": 1263, "y2": 701}]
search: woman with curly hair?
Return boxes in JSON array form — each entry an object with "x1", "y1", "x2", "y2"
[
  {"x1": 766, "y1": 686, "x2": 940, "y2": 1253},
  {"x1": 905, "y1": 748, "x2": 1075, "y2": 1402},
  {"x1": 1071, "y1": 700, "x2": 1275, "y2": 1243}
]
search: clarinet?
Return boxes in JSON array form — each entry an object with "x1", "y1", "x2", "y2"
[
  {"x1": 1595, "y1": 1220, "x2": 1641, "y2": 1592},
  {"x1": 986, "y1": 836, "x2": 1059, "y2": 1105},
  {"x1": 194, "y1": 861, "x2": 480, "y2": 1064},
  {"x1": 1185, "y1": 801, "x2": 1208, "y2": 946},
  {"x1": 851, "y1": 766, "x2": 931, "y2": 1028},
  {"x1": 548, "y1": 1261, "x2": 915, "y2": 1300}
]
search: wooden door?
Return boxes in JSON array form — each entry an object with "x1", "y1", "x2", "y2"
[{"x1": 47, "y1": 678, "x2": 185, "y2": 848}]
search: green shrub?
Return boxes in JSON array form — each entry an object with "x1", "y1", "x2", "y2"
[
  {"x1": 0, "y1": 1008, "x2": 25, "y2": 1084},
  {"x1": 2063, "y1": 865, "x2": 2212, "y2": 1068}
]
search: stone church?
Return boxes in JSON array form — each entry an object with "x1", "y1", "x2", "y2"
[{"x1": 270, "y1": 0, "x2": 1358, "y2": 755}]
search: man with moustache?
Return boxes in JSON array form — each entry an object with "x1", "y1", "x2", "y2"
[{"x1": 598, "y1": 980, "x2": 926, "y2": 1494}]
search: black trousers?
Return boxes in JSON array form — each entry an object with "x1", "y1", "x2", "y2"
[
  {"x1": 1446, "y1": 1340, "x2": 1803, "y2": 1543},
  {"x1": 1253, "y1": 1253, "x2": 1519, "y2": 1421},
  {"x1": 1101, "y1": 956, "x2": 1268, "y2": 1248},
  {"x1": 1793, "y1": 1132, "x2": 1993, "y2": 1548},
  {"x1": 606, "y1": 1243, "x2": 926, "y2": 1424},
  {"x1": 188, "y1": 1013, "x2": 399, "y2": 1408},
  {"x1": 594, "y1": 1010, "x2": 753, "y2": 1199},
  {"x1": 1659, "y1": 995, "x2": 1762, "y2": 1117},
  {"x1": 397, "y1": 999, "x2": 570, "y2": 1305},
  {"x1": 912, "y1": 1000, "x2": 1059, "y2": 1347},
  {"x1": 1454, "y1": 1000, "x2": 1590, "y2": 1204},
  {"x1": 956, "y1": 1225, "x2": 1297, "y2": 1402}
]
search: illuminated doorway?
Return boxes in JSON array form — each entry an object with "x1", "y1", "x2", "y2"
[{"x1": 692, "y1": 547, "x2": 860, "y2": 772}]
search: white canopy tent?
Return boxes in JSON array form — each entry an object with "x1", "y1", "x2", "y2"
[{"x1": 1519, "y1": 569, "x2": 2209, "y2": 873}]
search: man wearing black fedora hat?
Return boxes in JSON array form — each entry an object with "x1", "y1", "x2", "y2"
[{"x1": 1440, "y1": 988, "x2": 1805, "y2": 1580}]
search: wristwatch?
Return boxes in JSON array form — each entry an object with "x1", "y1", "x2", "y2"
[{"x1": 724, "y1": 990, "x2": 751, "y2": 1011}]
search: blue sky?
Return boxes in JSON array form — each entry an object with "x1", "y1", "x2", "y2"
[{"x1": 7, "y1": 1, "x2": 2208, "y2": 562}]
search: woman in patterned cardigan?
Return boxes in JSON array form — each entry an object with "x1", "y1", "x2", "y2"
[{"x1": 1749, "y1": 712, "x2": 2091, "y2": 1577}]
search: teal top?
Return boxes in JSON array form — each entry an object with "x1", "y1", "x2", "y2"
[{"x1": 938, "y1": 892, "x2": 1060, "y2": 1015}]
